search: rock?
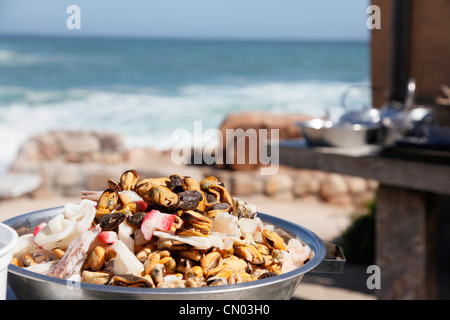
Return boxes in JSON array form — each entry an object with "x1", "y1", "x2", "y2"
[
  {"x1": 326, "y1": 193, "x2": 353, "y2": 206},
  {"x1": 292, "y1": 170, "x2": 325, "y2": 198},
  {"x1": 93, "y1": 131, "x2": 125, "y2": 153},
  {"x1": 345, "y1": 176, "x2": 368, "y2": 194},
  {"x1": 55, "y1": 131, "x2": 101, "y2": 155},
  {"x1": 217, "y1": 112, "x2": 312, "y2": 171},
  {"x1": 0, "y1": 173, "x2": 41, "y2": 198},
  {"x1": 231, "y1": 174, "x2": 264, "y2": 196},
  {"x1": 319, "y1": 173, "x2": 349, "y2": 201},
  {"x1": 54, "y1": 165, "x2": 85, "y2": 189},
  {"x1": 264, "y1": 173, "x2": 293, "y2": 197},
  {"x1": 12, "y1": 130, "x2": 126, "y2": 165}
]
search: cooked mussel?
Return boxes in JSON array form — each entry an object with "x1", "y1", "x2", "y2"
[
  {"x1": 126, "y1": 211, "x2": 147, "y2": 228},
  {"x1": 99, "y1": 212, "x2": 126, "y2": 231},
  {"x1": 81, "y1": 270, "x2": 112, "y2": 285},
  {"x1": 119, "y1": 170, "x2": 139, "y2": 191},
  {"x1": 206, "y1": 202, "x2": 231, "y2": 218},
  {"x1": 178, "y1": 210, "x2": 212, "y2": 236},
  {"x1": 97, "y1": 189, "x2": 119, "y2": 211},
  {"x1": 110, "y1": 274, "x2": 154, "y2": 288},
  {"x1": 168, "y1": 174, "x2": 185, "y2": 193},
  {"x1": 177, "y1": 190, "x2": 204, "y2": 211},
  {"x1": 261, "y1": 230, "x2": 287, "y2": 251},
  {"x1": 139, "y1": 185, "x2": 178, "y2": 207},
  {"x1": 200, "y1": 176, "x2": 232, "y2": 205}
]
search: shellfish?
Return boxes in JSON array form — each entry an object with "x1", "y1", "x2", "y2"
[{"x1": 261, "y1": 230, "x2": 287, "y2": 251}]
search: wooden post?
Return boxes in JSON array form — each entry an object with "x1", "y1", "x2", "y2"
[{"x1": 376, "y1": 184, "x2": 438, "y2": 299}]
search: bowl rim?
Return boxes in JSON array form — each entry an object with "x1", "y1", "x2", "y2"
[{"x1": 3, "y1": 206, "x2": 326, "y2": 297}]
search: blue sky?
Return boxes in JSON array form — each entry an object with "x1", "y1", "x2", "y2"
[{"x1": 0, "y1": 0, "x2": 370, "y2": 41}]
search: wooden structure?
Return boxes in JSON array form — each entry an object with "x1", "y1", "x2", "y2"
[
  {"x1": 279, "y1": 142, "x2": 448, "y2": 299},
  {"x1": 280, "y1": 0, "x2": 450, "y2": 299},
  {"x1": 371, "y1": 0, "x2": 450, "y2": 110}
]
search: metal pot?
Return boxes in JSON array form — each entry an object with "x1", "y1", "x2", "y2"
[
  {"x1": 4, "y1": 207, "x2": 345, "y2": 300},
  {"x1": 297, "y1": 119, "x2": 378, "y2": 148}
]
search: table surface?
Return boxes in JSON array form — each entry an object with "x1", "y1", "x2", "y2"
[{"x1": 279, "y1": 139, "x2": 450, "y2": 196}]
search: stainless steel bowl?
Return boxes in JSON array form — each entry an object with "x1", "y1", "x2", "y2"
[
  {"x1": 4, "y1": 207, "x2": 330, "y2": 300},
  {"x1": 297, "y1": 119, "x2": 378, "y2": 148}
]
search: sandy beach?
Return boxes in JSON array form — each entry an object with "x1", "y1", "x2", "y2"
[{"x1": 0, "y1": 191, "x2": 376, "y2": 300}]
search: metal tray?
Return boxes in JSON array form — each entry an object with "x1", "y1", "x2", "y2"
[{"x1": 3, "y1": 207, "x2": 344, "y2": 300}]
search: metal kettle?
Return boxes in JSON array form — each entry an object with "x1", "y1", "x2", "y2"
[{"x1": 378, "y1": 79, "x2": 436, "y2": 146}]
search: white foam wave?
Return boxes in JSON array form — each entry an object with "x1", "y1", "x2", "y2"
[
  {"x1": 0, "y1": 49, "x2": 41, "y2": 67},
  {"x1": 0, "y1": 80, "x2": 368, "y2": 172}
]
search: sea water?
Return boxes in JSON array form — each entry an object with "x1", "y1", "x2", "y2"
[{"x1": 0, "y1": 35, "x2": 370, "y2": 172}]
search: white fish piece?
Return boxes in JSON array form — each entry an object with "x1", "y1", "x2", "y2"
[
  {"x1": 111, "y1": 240, "x2": 144, "y2": 276},
  {"x1": 211, "y1": 212, "x2": 242, "y2": 236},
  {"x1": 237, "y1": 217, "x2": 263, "y2": 238},
  {"x1": 24, "y1": 261, "x2": 56, "y2": 274},
  {"x1": 13, "y1": 234, "x2": 35, "y2": 258},
  {"x1": 153, "y1": 231, "x2": 225, "y2": 250},
  {"x1": 118, "y1": 221, "x2": 135, "y2": 253},
  {"x1": 163, "y1": 274, "x2": 183, "y2": 283},
  {"x1": 119, "y1": 190, "x2": 143, "y2": 202},
  {"x1": 46, "y1": 225, "x2": 101, "y2": 279}
]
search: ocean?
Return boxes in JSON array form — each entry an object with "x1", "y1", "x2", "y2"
[{"x1": 0, "y1": 35, "x2": 370, "y2": 172}]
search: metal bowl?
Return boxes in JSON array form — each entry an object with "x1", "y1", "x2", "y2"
[
  {"x1": 297, "y1": 119, "x2": 378, "y2": 148},
  {"x1": 3, "y1": 207, "x2": 327, "y2": 300}
]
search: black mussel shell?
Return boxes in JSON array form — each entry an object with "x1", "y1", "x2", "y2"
[
  {"x1": 168, "y1": 174, "x2": 185, "y2": 193},
  {"x1": 100, "y1": 212, "x2": 126, "y2": 231},
  {"x1": 177, "y1": 190, "x2": 203, "y2": 210},
  {"x1": 126, "y1": 211, "x2": 147, "y2": 228}
]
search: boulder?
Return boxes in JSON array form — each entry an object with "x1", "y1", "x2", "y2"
[
  {"x1": 12, "y1": 130, "x2": 125, "y2": 164},
  {"x1": 231, "y1": 173, "x2": 264, "y2": 196},
  {"x1": 217, "y1": 112, "x2": 312, "y2": 171},
  {"x1": 264, "y1": 173, "x2": 293, "y2": 197},
  {"x1": 319, "y1": 173, "x2": 349, "y2": 201}
]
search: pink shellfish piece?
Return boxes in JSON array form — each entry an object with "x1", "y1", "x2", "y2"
[{"x1": 140, "y1": 210, "x2": 176, "y2": 241}]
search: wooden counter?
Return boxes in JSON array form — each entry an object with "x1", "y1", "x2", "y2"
[{"x1": 279, "y1": 139, "x2": 450, "y2": 299}]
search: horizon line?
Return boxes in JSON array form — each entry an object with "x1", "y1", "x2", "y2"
[{"x1": 0, "y1": 32, "x2": 370, "y2": 44}]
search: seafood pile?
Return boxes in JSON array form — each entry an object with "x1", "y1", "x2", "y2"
[{"x1": 11, "y1": 170, "x2": 312, "y2": 288}]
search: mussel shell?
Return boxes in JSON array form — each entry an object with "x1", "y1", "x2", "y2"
[
  {"x1": 110, "y1": 274, "x2": 154, "y2": 288},
  {"x1": 168, "y1": 174, "x2": 185, "y2": 193},
  {"x1": 206, "y1": 202, "x2": 231, "y2": 218},
  {"x1": 99, "y1": 212, "x2": 126, "y2": 231},
  {"x1": 183, "y1": 176, "x2": 200, "y2": 191},
  {"x1": 97, "y1": 189, "x2": 119, "y2": 211},
  {"x1": 177, "y1": 190, "x2": 203, "y2": 211},
  {"x1": 126, "y1": 211, "x2": 147, "y2": 228},
  {"x1": 205, "y1": 192, "x2": 219, "y2": 205},
  {"x1": 146, "y1": 185, "x2": 179, "y2": 207},
  {"x1": 206, "y1": 276, "x2": 228, "y2": 286},
  {"x1": 119, "y1": 170, "x2": 139, "y2": 191},
  {"x1": 257, "y1": 271, "x2": 278, "y2": 280}
]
